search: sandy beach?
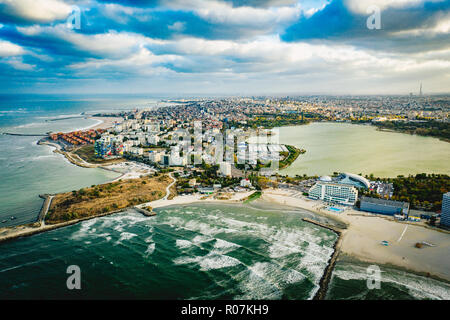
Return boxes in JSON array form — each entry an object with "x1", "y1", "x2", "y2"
[
  {"x1": 262, "y1": 188, "x2": 450, "y2": 282},
  {"x1": 88, "y1": 116, "x2": 123, "y2": 130},
  {"x1": 137, "y1": 191, "x2": 255, "y2": 210}
]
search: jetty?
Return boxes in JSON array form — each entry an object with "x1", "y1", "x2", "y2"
[
  {"x1": 302, "y1": 217, "x2": 344, "y2": 300},
  {"x1": 38, "y1": 194, "x2": 54, "y2": 225},
  {"x1": 1, "y1": 132, "x2": 47, "y2": 137},
  {"x1": 134, "y1": 206, "x2": 157, "y2": 217}
]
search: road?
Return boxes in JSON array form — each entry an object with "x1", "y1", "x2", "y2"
[
  {"x1": 38, "y1": 195, "x2": 54, "y2": 226},
  {"x1": 163, "y1": 172, "x2": 178, "y2": 200}
]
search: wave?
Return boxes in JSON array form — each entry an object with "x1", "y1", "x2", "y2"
[{"x1": 332, "y1": 263, "x2": 450, "y2": 300}]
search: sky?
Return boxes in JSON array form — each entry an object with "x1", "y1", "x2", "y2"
[{"x1": 0, "y1": 0, "x2": 449, "y2": 95}]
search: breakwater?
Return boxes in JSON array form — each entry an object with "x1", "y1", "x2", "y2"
[
  {"x1": 302, "y1": 217, "x2": 344, "y2": 300},
  {"x1": 1, "y1": 132, "x2": 47, "y2": 137}
]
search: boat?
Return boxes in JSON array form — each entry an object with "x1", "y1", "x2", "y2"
[
  {"x1": 10, "y1": 216, "x2": 16, "y2": 220},
  {"x1": 1, "y1": 220, "x2": 7, "y2": 223}
]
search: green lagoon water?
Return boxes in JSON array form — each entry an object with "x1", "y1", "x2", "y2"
[{"x1": 278, "y1": 122, "x2": 450, "y2": 177}]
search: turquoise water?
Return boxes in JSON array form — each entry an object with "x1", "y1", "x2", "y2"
[
  {"x1": 0, "y1": 95, "x2": 159, "y2": 226},
  {"x1": 0, "y1": 204, "x2": 338, "y2": 300},
  {"x1": 1, "y1": 203, "x2": 448, "y2": 300}
]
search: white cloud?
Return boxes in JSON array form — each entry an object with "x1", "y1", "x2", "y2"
[
  {"x1": 4, "y1": 56, "x2": 35, "y2": 70},
  {"x1": 195, "y1": 0, "x2": 301, "y2": 26},
  {"x1": 17, "y1": 25, "x2": 150, "y2": 59},
  {"x1": 345, "y1": 0, "x2": 446, "y2": 14},
  {"x1": 168, "y1": 21, "x2": 186, "y2": 32},
  {"x1": 0, "y1": 40, "x2": 25, "y2": 57},
  {"x1": 0, "y1": 0, "x2": 72, "y2": 23},
  {"x1": 69, "y1": 46, "x2": 181, "y2": 77}
]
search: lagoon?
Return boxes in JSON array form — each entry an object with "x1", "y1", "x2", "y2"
[{"x1": 277, "y1": 122, "x2": 450, "y2": 177}]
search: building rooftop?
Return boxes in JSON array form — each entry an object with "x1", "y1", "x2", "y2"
[{"x1": 361, "y1": 196, "x2": 409, "y2": 209}]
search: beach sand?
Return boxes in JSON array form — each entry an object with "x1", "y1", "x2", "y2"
[
  {"x1": 138, "y1": 191, "x2": 255, "y2": 210},
  {"x1": 88, "y1": 116, "x2": 123, "y2": 130},
  {"x1": 262, "y1": 188, "x2": 450, "y2": 282}
]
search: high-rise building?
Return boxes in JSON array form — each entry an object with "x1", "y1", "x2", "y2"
[
  {"x1": 219, "y1": 162, "x2": 232, "y2": 176},
  {"x1": 308, "y1": 182, "x2": 358, "y2": 206},
  {"x1": 441, "y1": 192, "x2": 450, "y2": 227}
]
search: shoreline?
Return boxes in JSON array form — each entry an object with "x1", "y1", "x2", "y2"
[
  {"x1": 375, "y1": 126, "x2": 450, "y2": 143},
  {"x1": 1, "y1": 187, "x2": 449, "y2": 294},
  {"x1": 0, "y1": 190, "x2": 255, "y2": 245},
  {"x1": 261, "y1": 189, "x2": 450, "y2": 283}
]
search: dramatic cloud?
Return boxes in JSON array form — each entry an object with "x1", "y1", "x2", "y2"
[
  {"x1": 0, "y1": 0, "x2": 72, "y2": 24},
  {"x1": 0, "y1": 0, "x2": 448, "y2": 94},
  {"x1": 0, "y1": 39, "x2": 24, "y2": 56}
]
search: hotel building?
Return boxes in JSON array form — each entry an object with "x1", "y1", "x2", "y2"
[{"x1": 309, "y1": 182, "x2": 358, "y2": 206}]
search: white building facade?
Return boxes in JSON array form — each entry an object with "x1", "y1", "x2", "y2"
[{"x1": 309, "y1": 182, "x2": 358, "y2": 206}]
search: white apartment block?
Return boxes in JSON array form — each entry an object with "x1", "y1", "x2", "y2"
[
  {"x1": 309, "y1": 182, "x2": 358, "y2": 206},
  {"x1": 219, "y1": 162, "x2": 232, "y2": 176}
]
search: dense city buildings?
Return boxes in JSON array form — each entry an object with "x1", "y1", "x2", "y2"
[{"x1": 40, "y1": 96, "x2": 448, "y2": 222}]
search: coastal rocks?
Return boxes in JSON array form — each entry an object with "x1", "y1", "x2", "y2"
[{"x1": 134, "y1": 206, "x2": 156, "y2": 217}]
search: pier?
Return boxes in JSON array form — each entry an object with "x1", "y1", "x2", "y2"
[
  {"x1": 134, "y1": 206, "x2": 157, "y2": 217},
  {"x1": 38, "y1": 194, "x2": 54, "y2": 225},
  {"x1": 302, "y1": 217, "x2": 344, "y2": 300},
  {"x1": 1, "y1": 132, "x2": 47, "y2": 137}
]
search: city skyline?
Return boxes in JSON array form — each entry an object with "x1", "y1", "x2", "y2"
[{"x1": 0, "y1": 0, "x2": 449, "y2": 95}]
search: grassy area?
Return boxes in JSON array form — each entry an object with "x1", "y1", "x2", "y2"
[
  {"x1": 73, "y1": 144, "x2": 123, "y2": 164},
  {"x1": 243, "y1": 191, "x2": 262, "y2": 203},
  {"x1": 46, "y1": 174, "x2": 171, "y2": 223},
  {"x1": 279, "y1": 145, "x2": 305, "y2": 169}
]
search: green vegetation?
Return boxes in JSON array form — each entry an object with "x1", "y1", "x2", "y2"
[
  {"x1": 361, "y1": 173, "x2": 449, "y2": 212},
  {"x1": 373, "y1": 120, "x2": 450, "y2": 142},
  {"x1": 243, "y1": 191, "x2": 262, "y2": 203},
  {"x1": 74, "y1": 144, "x2": 123, "y2": 164},
  {"x1": 228, "y1": 112, "x2": 323, "y2": 129},
  {"x1": 176, "y1": 162, "x2": 240, "y2": 192},
  {"x1": 47, "y1": 175, "x2": 171, "y2": 223},
  {"x1": 279, "y1": 145, "x2": 305, "y2": 169}
]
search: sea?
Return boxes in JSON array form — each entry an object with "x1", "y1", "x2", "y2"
[{"x1": 0, "y1": 94, "x2": 449, "y2": 300}]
